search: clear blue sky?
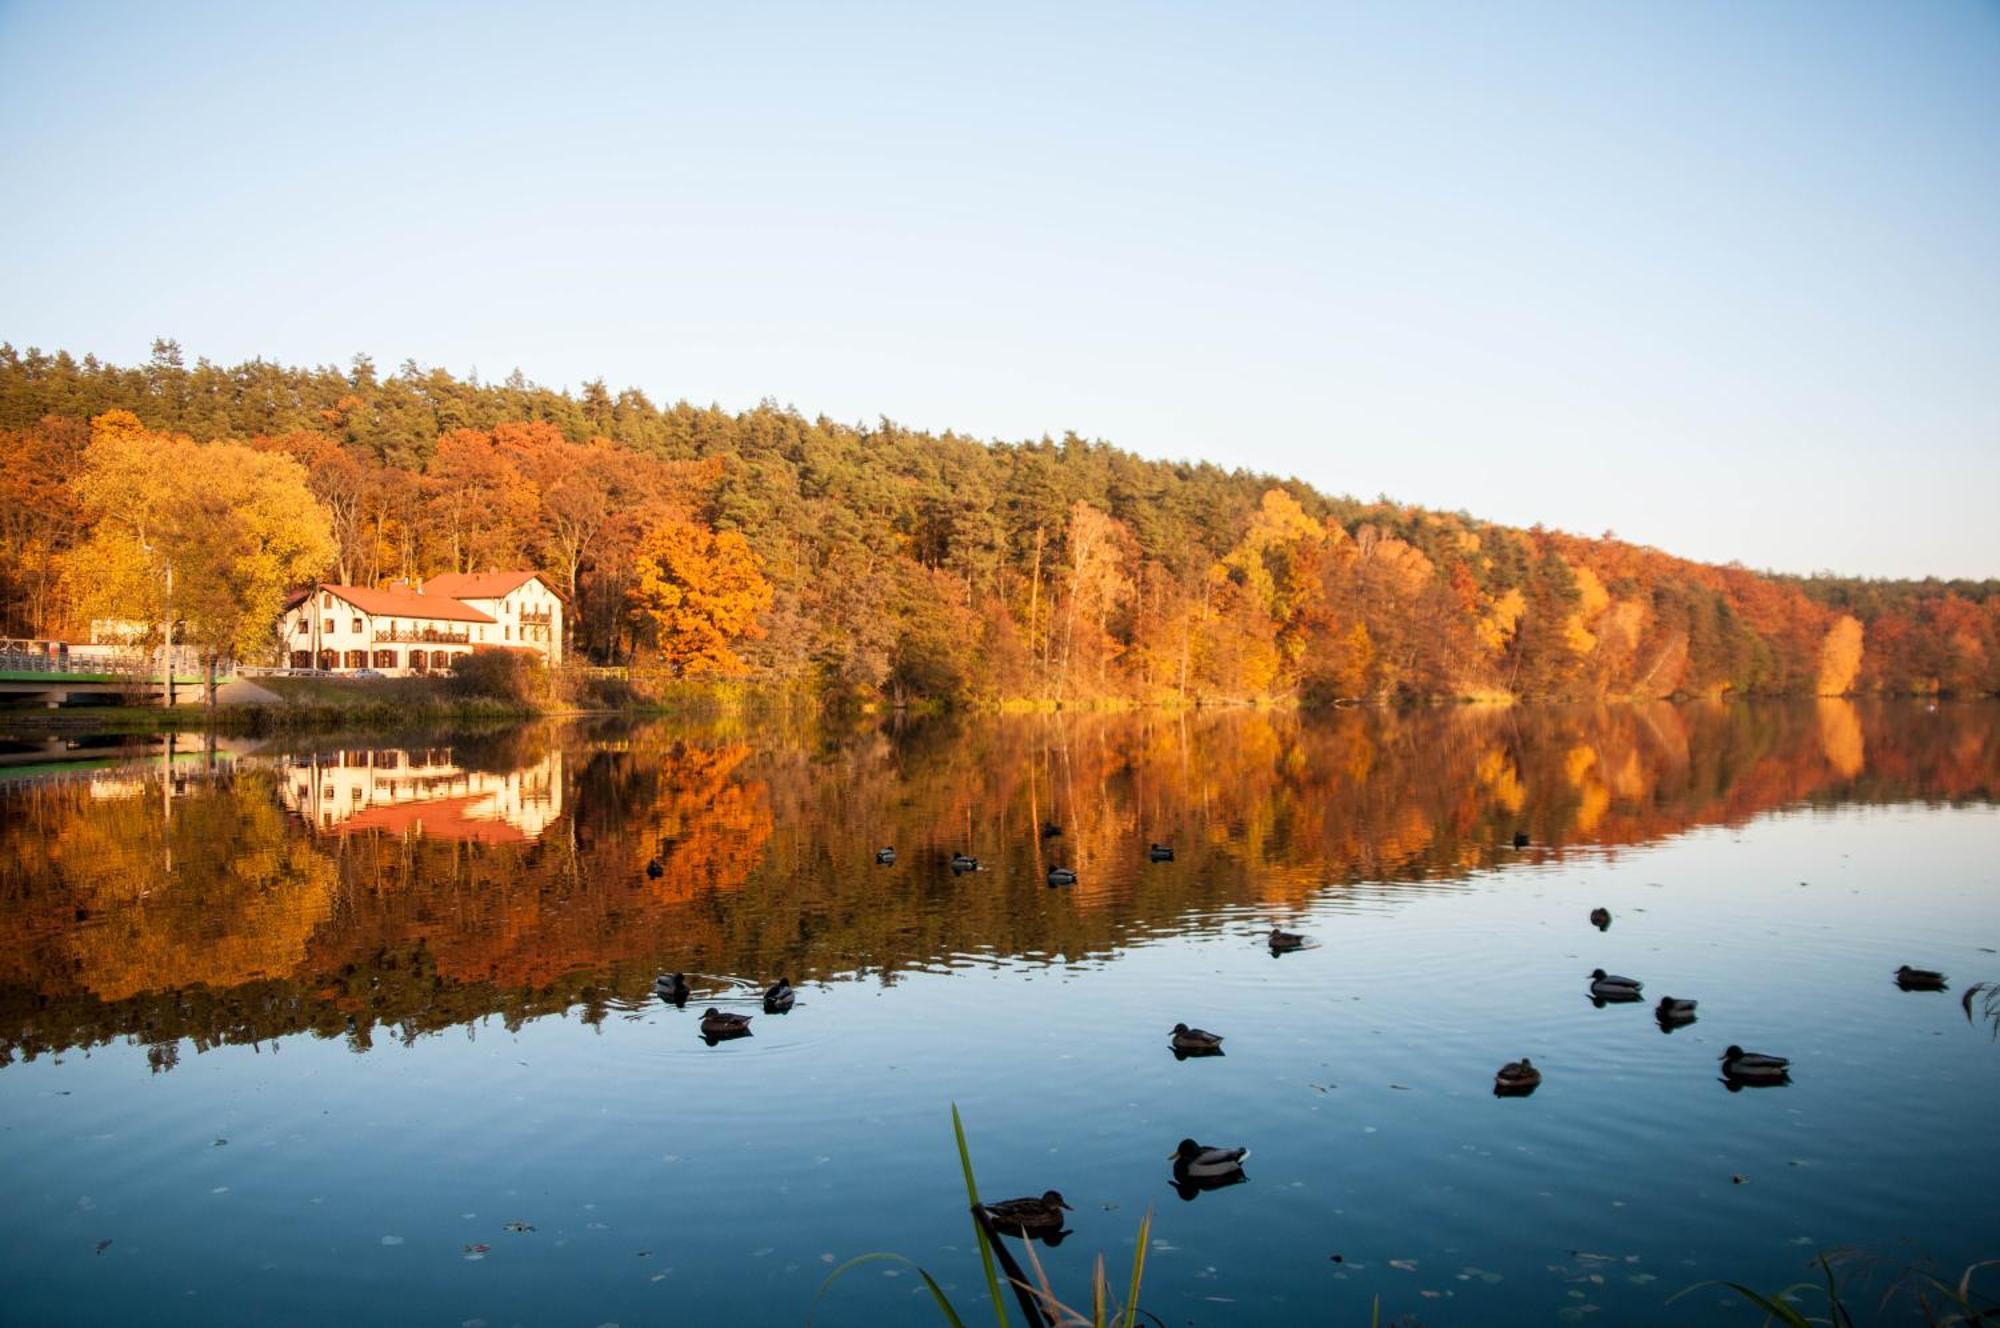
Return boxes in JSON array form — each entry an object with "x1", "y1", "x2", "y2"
[{"x1": 2, "y1": 2, "x2": 1995, "y2": 578}]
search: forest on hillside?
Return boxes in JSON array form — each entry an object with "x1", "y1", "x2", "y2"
[{"x1": 2, "y1": 340, "x2": 1996, "y2": 704}]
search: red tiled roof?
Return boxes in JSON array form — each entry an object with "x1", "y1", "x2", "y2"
[
  {"x1": 423, "y1": 571, "x2": 559, "y2": 601},
  {"x1": 320, "y1": 585, "x2": 496, "y2": 623}
]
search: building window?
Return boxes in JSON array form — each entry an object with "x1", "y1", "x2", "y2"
[
  {"x1": 373, "y1": 649, "x2": 398, "y2": 669},
  {"x1": 344, "y1": 650, "x2": 367, "y2": 669},
  {"x1": 296, "y1": 620, "x2": 309, "y2": 638},
  {"x1": 409, "y1": 649, "x2": 427, "y2": 673},
  {"x1": 289, "y1": 650, "x2": 311, "y2": 669},
  {"x1": 351, "y1": 618, "x2": 363, "y2": 634},
  {"x1": 503, "y1": 625, "x2": 510, "y2": 641},
  {"x1": 323, "y1": 617, "x2": 335, "y2": 635},
  {"x1": 320, "y1": 593, "x2": 331, "y2": 609}
]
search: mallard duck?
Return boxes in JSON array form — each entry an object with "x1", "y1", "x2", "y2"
[
  {"x1": 1170, "y1": 1022, "x2": 1224, "y2": 1053},
  {"x1": 699, "y1": 1008, "x2": 752, "y2": 1038},
  {"x1": 1512, "y1": 831, "x2": 1531, "y2": 849},
  {"x1": 1493, "y1": 1057, "x2": 1541, "y2": 1096},
  {"x1": 654, "y1": 972, "x2": 690, "y2": 1004},
  {"x1": 646, "y1": 858, "x2": 665, "y2": 879},
  {"x1": 982, "y1": 1190, "x2": 1071, "y2": 1233},
  {"x1": 1589, "y1": 907, "x2": 1611, "y2": 930},
  {"x1": 1895, "y1": 965, "x2": 1947, "y2": 991},
  {"x1": 1149, "y1": 843, "x2": 1175, "y2": 862},
  {"x1": 950, "y1": 853, "x2": 979, "y2": 874},
  {"x1": 1655, "y1": 997, "x2": 1698, "y2": 1027},
  {"x1": 1046, "y1": 866, "x2": 1077, "y2": 887},
  {"x1": 1041, "y1": 821, "x2": 1063, "y2": 839},
  {"x1": 1589, "y1": 968, "x2": 1643, "y2": 1000},
  {"x1": 762, "y1": 978, "x2": 795, "y2": 1013},
  {"x1": 1720, "y1": 1045, "x2": 1790, "y2": 1083},
  {"x1": 875, "y1": 847, "x2": 896, "y2": 865},
  {"x1": 1170, "y1": 1138, "x2": 1249, "y2": 1178},
  {"x1": 1268, "y1": 927, "x2": 1305, "y2": 952}
]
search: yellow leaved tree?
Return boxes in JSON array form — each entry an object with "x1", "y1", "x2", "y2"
[
  {"x1": 626, "y1": 519, "x2": 773, "y2": 675},
  {"x1": 68, "y1": 410, "x2": 334, "y2": 700}
]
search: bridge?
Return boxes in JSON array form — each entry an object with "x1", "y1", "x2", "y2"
[{"x1": 0, "y1": 645, "x2": 208, "y2": 707}]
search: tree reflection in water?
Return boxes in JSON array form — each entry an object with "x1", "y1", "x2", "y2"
[{"x1": 0, "y1": 700, "x2": 1994, "y2": 1070}]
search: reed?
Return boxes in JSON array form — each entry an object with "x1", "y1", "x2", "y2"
[{"x1": 811, "y1": 1104, "x2": 1154, "y2": 1328}]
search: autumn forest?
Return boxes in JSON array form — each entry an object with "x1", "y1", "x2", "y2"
[{"x1": 2, "y1": 342, "x2": 1995, "y2": 705}]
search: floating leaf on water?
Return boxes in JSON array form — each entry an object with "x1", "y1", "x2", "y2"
[{"x1": 1390, "y1": 1258, "x2": 1418, "y2": 1271}]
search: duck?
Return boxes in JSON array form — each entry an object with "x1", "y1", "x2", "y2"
[
  {"x1": 1170, "y1": 1138, "x2": 1250, "y2": 1179},
  {"x1": 1046, "y1": 866, "x2": 1077, "y2": 887},
  {"x1": 699, "y1": 1008, "x2": 752, "y2": 1039},
  {"x1": 1148, "y1": 843, "x2": 1175, "y2": 862},
  {"x1": 950, "y1": 853, "x2": 979, "y2": 874},
  {"x1": 1169, "y1": 1022, "x2": 1224, "y2": 1054},
  {"x1": 1588, "y1": 968, "x2": 1643, "y2": 1001},
  {"x1": 653, "y1": 972, "x2": 690, "y2": 1005},
  {"x1": 1655, "y1": 996, "x2": 1698, "y2": 1025},
  {"x1": 1493, "y1": 1057, "x2": 1541, "y2": 1096},
  {"x1": 762, "y1": 978, "x2": 795, "y2": 1013},
  {"x1": 1720, "y1": 1045, "x2": 1790, "y2": 1084},
  {"x1": 982, "y1": 1190, "x2": 1072, "y2": 1234},
  {"x1": 1512, "y1": 831, "x2": 1531, "y2": 849},
  {"x1": 646, "y1": 858, "x2": 665, "y2": 879},
  {"x1": 875, "y1": 847, "x2": 896, "y2": 865},
  {"x1": 1894, "y1": 965, "x2": 1948, "y2": 991},
  {"x1": 1589, "y1": 907, "x2": 1611, "y2": 931},
  {"x1": 1267, "y1": 927, "x2": 1305, "y2": 952},
  {"x1": 1041, "y1": 821, "x2": 1063, "y2": 839}
]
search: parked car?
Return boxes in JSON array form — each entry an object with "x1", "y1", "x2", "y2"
[{"x1": 351, "y1": 668, "x2": 386, "y2": 679}]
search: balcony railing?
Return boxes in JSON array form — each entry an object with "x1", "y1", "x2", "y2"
[
  {"x1": 519, "y1": 609, "x2": 554, "y2": 628},
  {"x1": 373, "y1": 627, "x2": 471, "y2": 645}
]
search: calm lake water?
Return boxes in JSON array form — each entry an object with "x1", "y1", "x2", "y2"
[{"x1": 2, "y1": 701, "x2": 1997, "y2": 1326}]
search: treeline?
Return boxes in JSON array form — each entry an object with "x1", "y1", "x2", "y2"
[{"x1": 2, "y1": 340, "x2": 1996, "y2": 702}]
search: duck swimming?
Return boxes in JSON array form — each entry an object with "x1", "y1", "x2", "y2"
[
  {"x1": 654, "y1": 972, "x2": 690, "y2": 1005},
  {"x1": 1720, "y1": 1045, "x2": 1790, "y2": 1084},
  {"x1": 1895, "y1": 965, "x2": 1948, "y2": 991},
  {"x1": 646, "y1": 858, "x2": 664, "y2": 879},
  {"x1": 1149, "y1": 843, "x2": 1175, "y2": 862},
  {"x1": 1589, "y1": 968, "x2": 1644, "y2": 1001},
  {"x1": 1589, "y1": 907, "x2": 1611, "y2": 931},
  {"x1": 762, "y1": 978, "x2": 795, "y2": 1013},
  {"x1": 1171, "y1": 1138, "x2": 1250, "y2": 1179},
  {"x1": 1170, "y1": 1023, "x2": 1224, "y2": 1054},
  {"x1": 950, "y1": 854, "x2": 979, "y2": 874},
  {"x1": 1046, "y1": 866, "x2": 1077, "y2": 887},
  {"x1": 1493, "y1": 1057, "x2": 1541, "y2": 1096},
  {"x1": 1655, "y1": 996, "x2": 1698, "y2": 1028},
  {"x1": 699, "y1": 1008, "x2": 753, "y2": 1039},
  {"x1": 982, "y1": 1190, "x2": 1071, "y2": 1234},
  {"x1": 1268, "y1": 927, "x2": 1305, "y2": 952},
  {"x1": 875, "y1": 847, "x2": 896, "y2": 865},
  {"x1": 1512, "y1": 831, "x2": 1531, "y2": 849}
]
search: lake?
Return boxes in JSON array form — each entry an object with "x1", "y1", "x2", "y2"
[{"x1": 2, "y1": 701, "x2": 1997, "y2": 1326}]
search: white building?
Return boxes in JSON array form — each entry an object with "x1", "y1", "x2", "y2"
[
  {"x1": 419, "y1": 572, "x2": 564, "y2": 666},
  {"x1": 277, "y1": 573, "x2": 563, "y2": 677}
]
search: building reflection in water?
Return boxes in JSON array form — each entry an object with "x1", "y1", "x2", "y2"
[{"x1": 276, "y1": 747, "x2": 563, "y2": 842}]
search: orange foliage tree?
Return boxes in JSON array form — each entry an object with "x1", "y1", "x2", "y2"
[{"x1": 626, "y1": 520, "x2": 774, "y2": 675}]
